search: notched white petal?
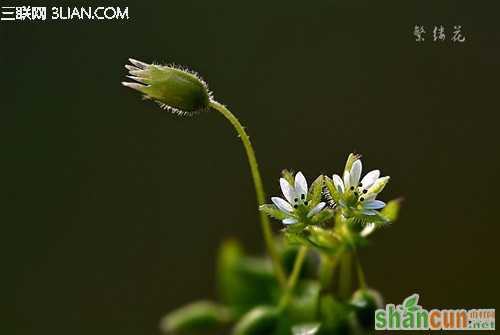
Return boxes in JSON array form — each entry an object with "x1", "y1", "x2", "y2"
[
  {"x1": 343, "y1": 171, "x2": 351, "y2": 190},
  {"x1": 360, "y1": 169, "x2": 380, "y2": 189},
  {"x1": 350, "y1": 160, "x2": 362, "y2": 187},
  {"x1": 271, "y1": 197, "x2": 293, "y2": 213},
  {"x1": 294, "y1": 171, "x2": 308, "y2": 197},
  {"x1": 307, "y1": 202, "x2": 326, "y2": 217},
  {"x1": 280, "y1": 178, "x2": 296, "y2": 204},
  {"x1": 363, "y1": 199, "x2": 386, "y2": 209},
  {"x1": 282, "y1": 218, "x2": 298, "y2": 225},
  {"x1": 332, "y1": 174, "x2": 345, "y2": 193}
]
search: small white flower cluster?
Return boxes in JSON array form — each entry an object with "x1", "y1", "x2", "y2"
[
  {"x1": 266, "y1": 154, "x2": 390, "y2": 237},
  {"x1": 271, "y1": 172, "x2": 326, "y2": 225}
]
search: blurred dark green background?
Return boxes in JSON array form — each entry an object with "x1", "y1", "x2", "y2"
[{"x1": 2, "y1": 0, "x2": 499, "y2": 334}]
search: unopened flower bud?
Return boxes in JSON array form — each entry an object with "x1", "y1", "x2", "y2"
[
  {"x1": 367, "y1": 176, "x2": 390, "y2": 196},
  {"x1": 122, "y1": 58, "x2": 211, "y2": 116}
]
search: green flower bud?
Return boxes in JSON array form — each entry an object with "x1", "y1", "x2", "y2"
[
  {"x1": 366, "y1": 176, "x2": 390, "y2": 196},
  {"x1": 381, "y1": 198, "x2": 402, "y2": 222},
  {"x1": 122, "y1": 58, "x2": 212, "y2": 116}
]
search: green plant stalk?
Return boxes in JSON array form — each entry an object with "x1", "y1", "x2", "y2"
[
  {"x1": 279, "y1": 245, "x2": 308, "y2": 309},
  {"x1": 338, "y1": 251, "x2": 352, "y2": 300},
  {"x1": 354, "y1": 248, "x2": 367, "y2": 290},
  {"x1": 209, "y1": 100, "x2": 286, "y2": 287},
  {"x1": 319, "y1": 250, "x2": 342, "y2": 291}
]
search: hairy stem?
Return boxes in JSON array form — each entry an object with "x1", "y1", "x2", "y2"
[
  {"x1": 279, "y1": 245, "x2": 308, "y2": 309},
  {"x1": 209, "y1": 100, "x2": 286, "y2": 287}
]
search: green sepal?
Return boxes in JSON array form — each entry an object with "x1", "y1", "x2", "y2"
[
  {"x1": 344, "y1": 153, "x2": 361, "y2": 174},
  {"x1": 310, "y1": 208, "x2": 334, "y2": 225},
  {"x1": 260, "y1": 204, "x2": 289, "y2": 221},
  {"x1": 304, "y1": 226, "x2": 341, "y2": 254},
  {"x1": 307, "y1": 175, "x2": 324, "y2": 207},
  {"x1": 159, "y1": 300, "x2": 231, "y2": 334},
  {"x1": 231, "y1": 306, "x2": 279, "y2": 335},
  {"x1": 324, "y1": 177, "x2": 341, "y2": 203},
  {"x1": 281, "y1": 169, "x2": 295, "y2": 185}
]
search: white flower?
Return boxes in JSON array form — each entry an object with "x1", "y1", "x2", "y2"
[
  {"x1": 331, "y1": 156, "x2": 390, "y2": 216},
  {"x1": 271, "y1": 171, "x2": 326, "y2": 225}
]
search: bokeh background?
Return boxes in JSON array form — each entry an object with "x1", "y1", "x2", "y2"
[{"x1": 2, "y1": 0, "x2": 499, "y2": 334}]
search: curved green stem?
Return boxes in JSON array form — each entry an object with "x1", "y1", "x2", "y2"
[
  {"x1": 209, "y1": 100, "x2": 286, "y2": 287},
  {"x1": 279, "y1": 246, "x2": 308, "y2": 309}
]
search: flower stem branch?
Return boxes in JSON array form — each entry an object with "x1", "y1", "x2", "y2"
[
  {"x1": 209, "y1": 100, "x2": 286, "y2": 287},
  {"x1": 279, "y1": 245, "x2": 308, "y2": 309}
]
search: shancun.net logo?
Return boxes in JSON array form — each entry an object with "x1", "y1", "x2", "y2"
[{"x1": 375, "y1": 294, "x2": 495, "y2": 331}]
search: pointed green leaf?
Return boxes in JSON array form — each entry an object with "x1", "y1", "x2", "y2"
[
  {"x1": 160, "y1": 301, "x2": 231, "y2": 334},
  {"x1": 287, "y1": 281, "x2": 321, "y2": 324},
  {"x1": 232, "y1": 306, "x2": 279, "y2": 335},
  {"x1": 217, "y1": 240, "x2": 279, "y2": 316},
  {"x1": 291, "y1": 322, "x2": 321, "y2": 335}
]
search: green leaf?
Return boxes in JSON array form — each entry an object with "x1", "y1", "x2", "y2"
[
  {"x1": 232, "y1": 306, "x2": 279, "y2": 335},
  {"x1": 291, "y1": 322, "x2": 321, "y2": 335},
  {"x1": 159, "y1": 301, "x2": 231, "y2": 334},
  {"x1": 381, "y1": 198, "x2": 402, "y2": 222},
  {"x1": 307, "y1": 175, "x2": 324, "y2": 207},
  {"x1": 260, "y1": 204, "x2": 288, "y2": 221},
  {"x1": 287, "y1": 281, "x2": 321, "y2": 324},
  {"x1": 217, "y1": 240, "x2": 279, "y2": 316},
  {"x1": 319, "y1": 295, "x2": 351, "y2": 333}
]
